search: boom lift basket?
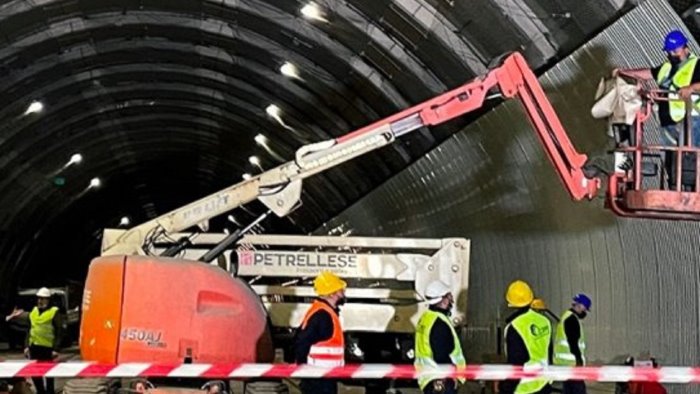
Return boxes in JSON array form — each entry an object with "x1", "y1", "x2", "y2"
[{"x1": 607, "y1": 83, "x2": 700, "y2": 220}]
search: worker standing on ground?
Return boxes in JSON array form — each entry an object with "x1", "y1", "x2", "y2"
[
  {"x1": 531, "y1": 298, "x2": 560, "y2": 323},
  {"x1": 499, "y1": 281, "x2": 552, "y2": 394},
  {"x1": 24, "y1": 287, "x2": 62, "y2": 394},
  {"x1": 414, "y1": 280, "x2": 466, "y2": 394},
  {"x1": 531, "y1": 298, "x2": 559, "y2": 365},
  {"x1": 293, "y1": 271, "x2": 347, "y2": 394},
  {"x1": 553, "y1": 293, "x2": 592, "y2": 394},
  {"x1": 614, "y1": 30, "x2": 700, "y2": 188}
]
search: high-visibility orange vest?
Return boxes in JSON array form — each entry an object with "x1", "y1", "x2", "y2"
[{"x1": 300, "y1": 300, "x2": 345, "y2": 367}]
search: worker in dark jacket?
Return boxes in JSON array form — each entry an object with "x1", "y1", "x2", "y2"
[
  {"x1": 293, "y1": 271, "x2": 347, "y2": 394},
  {"x1": 24, "y1": 287, "x2": 62, "y2": 394},
  {"x1": 414, "y1": 280, "x2": 466, "y2": 394},
  {"x1": 500, "y1": 281, "x2": 552, "y2": 394},
  {"x1": 554, "y1": 293, "x2": 592, "y2": 394}
]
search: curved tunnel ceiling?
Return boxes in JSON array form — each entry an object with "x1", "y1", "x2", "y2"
[
  {"x1": 316, "y1": 0, "x2": 700, "y2": 377},
  {"x1": 0, "y1": 0, "x2": 683, "y2": 295}
]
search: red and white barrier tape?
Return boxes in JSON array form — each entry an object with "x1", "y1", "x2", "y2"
[{"x1": 0, "y1": 362, "x2": 697, "y2": 383}]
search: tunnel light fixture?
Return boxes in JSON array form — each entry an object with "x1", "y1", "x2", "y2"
[
  {"x1": 280, "y1": 62, "x2": 300, "y2": 79},
  {"x1": 119, "y1": 216, "x2": 131, "y2": 226},
  {"x1": 249, "y1": 156, "x2": 261, "y2": 166},
  {"x1": 301, "y1": 2, "x2": 327, "y2": 22},
  {"x1": 24, "y1": 101, "x2": 44, "y2": 115},
  {"x1": 255, "y1": 133, "x2": 286, "y2": 162},
  {"x1": 52, "y1": 153, "x2": 83, "y2": 178},
  {"x1": 227, "y1": 214, "x2": 242, "y2": 227},
  {"x1": 242, "y1": 173, "x2": 252, "y2": 180},
  {"x1": 89, "y1": 177, "x2": 101, "y2": 189},
  {"x1": 254, "y1": 134, "x2": 267, "y2": 145},
  {"x1": 68, "y1": 153, "x2": 83, "y2": 166},
  {"x1": 266, "y1": 104, "x2": 293, "y2": 130},
  {"x1": 265, "y1": 104, "x2": 281, "y2": 118}
]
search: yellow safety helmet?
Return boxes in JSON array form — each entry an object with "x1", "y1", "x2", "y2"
[
  {"x1": 506, "y1": 280, "x2": 534, "y2": 308},
  {"x1": 313, "y1": 271, "x2": 347, "y2": 296},
  {"x1": 531, "y1": 298, "x2": 546, "y2": 311}
]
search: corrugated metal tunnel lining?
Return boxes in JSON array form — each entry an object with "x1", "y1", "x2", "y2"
[
  {"x1": 1, "y1": 0, "x2": 700, "y2": 389},
  {"x1": 0, "y1": 0, "x2": 633, "y2": 293},
  {"x1": 318, "y1": 1, "x2": 700, "y2": 392}
]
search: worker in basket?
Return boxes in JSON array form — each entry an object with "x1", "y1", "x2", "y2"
[
  {"x1": 293, "y1": 270, "x2": 347, "y2": 394},
  {"x1": 414, "y1": 280, "x2": 466, "y2": 394},
  {"x1": 614, "y1": 30, "x2": 700, "y2": 189}
]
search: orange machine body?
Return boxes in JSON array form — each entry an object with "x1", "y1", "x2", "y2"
[{"x1": 80, "y1": 255, "x2": 273, "y2": 363}]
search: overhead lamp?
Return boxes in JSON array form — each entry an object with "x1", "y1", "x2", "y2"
[
  {"x1": 24, "y1": 101, "x2": 44, "y2": 115},
  {"x1": 223, "y1": 228, "x2": 231, "y2": 235},
  {"x1": 301, "y1": 2, "x2": 327, "y2": 22},
  {"x1": 280, "y1": 62, "x2": 300, "y2": 79},
  {"x1": 227, "y1": 214, "x2": 242, "y2": 227},
  {"x1": 249, "y1": 156, "x2": 261, "y2": 166},
  {"x1": 255, "y1": 133, "x2": 286, "y2": 162},
  {"x1": 265, "y1": 104, "x2": 281, "y2": 118},
  {"x1": 254, "y1": 134, "x2": 267, "y2": 145},
  {"x1": 119, "y1": 216, "x2": 131, "y2": 226},
  {"x1": 242, "y1": 173, "x2": 252, "y2": 180},
  {"x1": 266, "y1": 104, "x2": 293, "y2": 130},
  {"x1": 68, "y1": 153, "x2": 83, "y2": 166},
  {"x1": 89, "y1": 177, "x2": 101, "y2": 189},
  {"x1": 52, "y1": 153, "x2": 83, "y2": 178}
]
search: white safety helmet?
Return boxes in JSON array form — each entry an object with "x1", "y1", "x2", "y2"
[
  {"x1": 36, "y1": 287, "x2": 51, "y2": 298},
  {"x1": 425, "y1": 280, "x2": 451, "y2": 305}
]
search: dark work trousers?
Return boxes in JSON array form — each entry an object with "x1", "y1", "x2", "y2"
[
  {"x1": 300, "y1": 379, "x2": 337, "y2": 394},
  {"x1": 535, "y1": 384, "x2": 553, "y2": 394},
  {"x1": 500, "y1": 383, "x2": 553, "y2": 394},
  {"x1": 422, "y1": 379, "x2": 457, "y2": 394},
  {"x1": 29, "y1": 345, "x2": 54, "y2": 394},
  {"x1": 563, "y1": 381, "x2": 586, "y2": 394}
]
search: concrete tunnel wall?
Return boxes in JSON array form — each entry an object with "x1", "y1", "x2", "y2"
[{"x1": 316, "y1": 0, "x2": 700, "y2": 384}]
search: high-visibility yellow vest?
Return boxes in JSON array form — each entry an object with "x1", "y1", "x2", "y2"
[
  {"x1": 656, "y1": 55, "x2": 700, "y2": 122},
  {"x1": 414, "y1": 310, "x2": 466, "y2": 390},
  {"x1": 29, "y1": 306, "x2": 58, "y2": 348},
  {"x1": 506, "y1": 309, "x2": 552, "y2": 394},
  {"x1": 553, "y1": 310, "x2": 586, "y2": 366}
]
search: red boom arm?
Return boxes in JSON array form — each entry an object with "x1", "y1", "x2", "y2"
[{"x1": 337, "y1": 52, "x2": 601, "y2": 201}]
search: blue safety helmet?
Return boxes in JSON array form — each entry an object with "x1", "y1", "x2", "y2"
[
  {"x1": 572, "y1": 293, "x2": 592, "y2": 311},
  {"x1": 664, "y1": 30, "x2": 688, "y2": 52}
]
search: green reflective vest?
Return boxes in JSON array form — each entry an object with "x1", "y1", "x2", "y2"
[
  {"x1": 29, "y1": 306, "x2": 58, "y2": 348},
  {"x1": 506, "y1": 309, "x2": 552, "y2": 394},
  {"x1": 553, "y1": 310, "x2": 586, "y2": 366},
  {"x1": 656, "y1": 55, "x2": 700, "y2": 123},
  {"x1": 414, "y1": 310, "x2": 466, "y2": 390}
]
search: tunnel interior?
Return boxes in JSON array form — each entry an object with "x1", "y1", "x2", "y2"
[
  {"x1": 1, "y1": 0, "x2": 700, "y2": 385},
  {"x1": 0, "y1": 0, "x2": 648, "y2": 290},
  {"x1": 317, "y1": 0, "x2": 700, "y2": 378}
]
